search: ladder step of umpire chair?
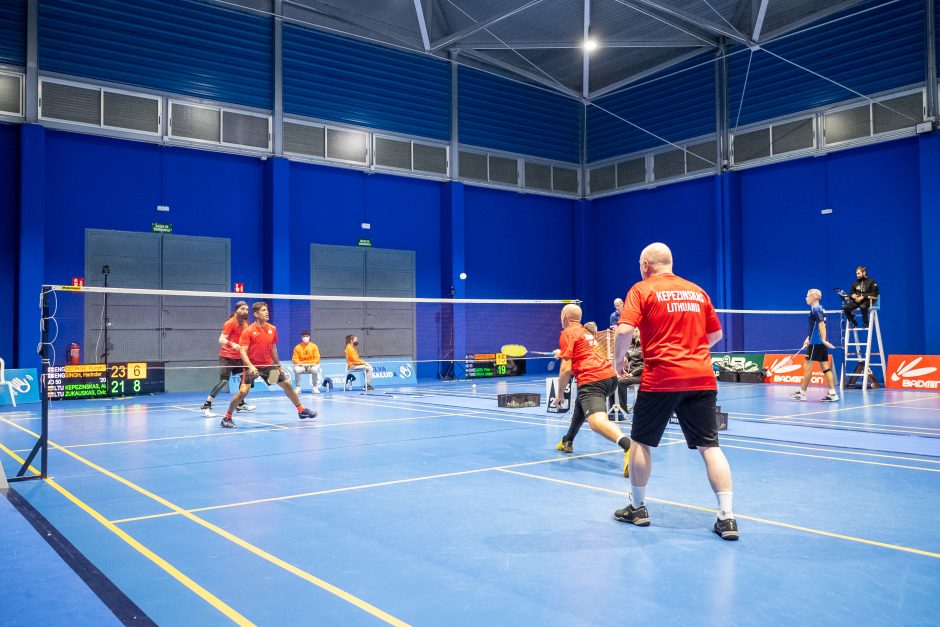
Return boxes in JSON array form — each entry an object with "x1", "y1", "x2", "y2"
[{"x1": 841, "y1": 307, "x2": 885, "y2": 392}]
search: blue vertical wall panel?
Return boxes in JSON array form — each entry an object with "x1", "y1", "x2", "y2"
[
  {"x1": 0, "y1": 123, "x2": 18, "y2": 363},
  {"x1": 284, "y1": 25, "x2": 450, "y2": 141},
  {"x1": 729, "y1": 0, "x2": 925, "y2": 128},
  {"x1": 587, "y1": 53, "x2": 717, "y2": 162},
  {"x1": 458, "y1": 67, "x2": 581, "y2": 162},
  {"x1": 0, "y1": 0, "x2": 25, "y2": 67},
  {"x1": 39, "y1": 0, "x2": 272, "y2": 109}
]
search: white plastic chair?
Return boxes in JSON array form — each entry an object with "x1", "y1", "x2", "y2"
[{"x1": 0, "y1": 357, "x2": 16, "y2": 408}]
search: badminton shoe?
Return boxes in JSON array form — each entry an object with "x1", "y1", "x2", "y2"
[
  {"x1": 713, "y1": 517, "x2": 739, "y2": 541},
  {"x1": 311, "y1": 387, "x2": 321, "y2": 394},
  {"x1": 788, "y1": 391, "x2": 806, "y2": 401},
  {"x1": 236, "y1": 402, "x2": 255, "y2": 412},
  {"x1": 220, "y1": 417, "x2": 236, "y2": 428},
  {"x1": 365, "y1": 385, "x2": 376, "y2": 392},
  {"x1": 298, "y1": 408, "x2": 318, "y2": 420},
  {"x1": 820, "y1": 392, "x2": 839, "y2": 402},
  {"x1": 201, "y1": 402, "x2": 217, "y2": 418},
  {"x1": 556, "y1": 439, "x2": 573, "y2": 454},
  {"x1": 614, "y1": 504, "x2": 650, "y2": 526},
  {"x1": 623, "y1": 449, "x2": 631, "y2": 478}
]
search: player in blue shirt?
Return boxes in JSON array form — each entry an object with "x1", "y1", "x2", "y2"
[{"x1": 790, "y1": 289, "x2": 838, "y2": 402}]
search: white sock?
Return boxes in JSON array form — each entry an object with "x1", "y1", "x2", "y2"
[
  {"x1": 716, "y1": 491, "x2": 733, "y2": 520},
  {"x1": 630, "y1": 486, "x2": 646, "y2": 507}
]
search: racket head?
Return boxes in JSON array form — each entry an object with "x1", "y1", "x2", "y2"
[
  {"x1": 500, "y1": 344, "x2": 528, "y2": 358},
  {"x1": 266, "y1": 368, "x2": 282, "y2": 385}
]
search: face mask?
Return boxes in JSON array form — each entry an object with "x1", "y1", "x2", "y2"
[
  {"x1": 301, "y1": 337, "x2": 310, "y2": 343},
  {"x1": 353, "y1": 341, "x2": 359, "y2": 347}
]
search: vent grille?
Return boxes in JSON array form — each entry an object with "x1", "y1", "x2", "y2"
[
  {"x1": 170, "y1": 102, "x2": 221, "y2": 143},
  {"x1": 733, "y1": 127, "x2": 770, "y2": 163},
  {"x1": 590, "y1": 165, "x2": 616, "y2": 193},
  {"x1": 552, "y1": 166, "x2": 578, "y2": 194},
  {"x1": 102, "y1": 91, "x2": 159, "y2": 134},
  {"x1": 653, "y1": 149, "x2": 685, "y2": 180},
  {"x1": 41, "y1": 81, "x2": 100, "y2": 125},
  {"x1": 488, "y1": 155, "x2": 518, "y2": 185},
  {"x1": 772, "y1": 118, "x2": 814, "y2": 155},
  {"x1": 525, "y1": 162, "x2": 552, "y2": 190},
  {"x1": 0, "y1": 73, "x2": 22, "y2": 116},
  {"x1": 824, "y1": 104, "x2": 870, "y2": 145},
  {"x1": 616, "y1": 158, "x2": 645, "y2": 187},
  {"x1": 873, "y1": 92, "x2": 923, "y2": 135},
  {"x1": 222, "y1": 111, "x2": 270, "y2": 149},
  {"x1": 413, "y1": 143, "x2": 448, "y2": 175},
  {"x1": 284, "y1": 121, "x2": 325, "y2": 158},
  {"x1": 459, "y1": 151, "x2": 487, "y2": 180},
  {"x1": 374, "y1": 136, "x2": 413, "y2": 170},
  {"x1": 686, "y1": 141, "x2": 715, "y2": 173},
  {"x1": 327, "y1": 128, "x2": 368, "y2": 163}
]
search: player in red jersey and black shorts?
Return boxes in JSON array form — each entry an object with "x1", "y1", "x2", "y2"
[
  {"x1": 613, "y1": 243, "x2": 738, "y2": 540},
  {"x1": 220, "y1": 301, "x2": 317, "y2": 428},
  {"x1": 553, "y1": 304, "x2": 632, "y2": 476},
  {"x1": 201, "y1": 300, "x2": 256, "y2": 418}
]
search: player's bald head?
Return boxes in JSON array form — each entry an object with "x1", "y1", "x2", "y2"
[
  {"x1": 561, "y1": 303, "x2": 582, "y2": 327},
  {"x1": 640, "y1": 242, "x2": 673, "y2": 278}
]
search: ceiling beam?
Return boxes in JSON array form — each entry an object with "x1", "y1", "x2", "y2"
[
  {"x1": 413, "y1": 0, "x2": 431, "y2": 51},
  {"x1": 760, "y1": 0, "x2": 864, "y2": 42},
  {"x1": 430, "y1": 0, "x2": 547, "y2": 52},
  {"x1": 751, "y1": 0, "x2": 770, "y2": 42},
  {"x1": 285, "y1": 0, "x2": 422, "y2": 49},
  {"x1": 589, "y1": 47, "x2": 714, "y2": 99},
  {"x1": 582, "y1": 0, "x2": 590, "y2": 98},
  {"x1": 454, "y1": 40, "x2": 708, "y2": 50},
  {"x1": 613, "y1": 0, "x2": 749, "y2": 46},
  {"x1": 459, "y1": 49, "x2": 583, "y2": 100}
]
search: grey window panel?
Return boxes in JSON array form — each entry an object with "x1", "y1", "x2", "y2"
[
  {"x1": 525, "y1": 162, "x2": 552, "y2": 190},
  {"x1": 171, "y1": 102, "x2": 221, "y2": 142},
  {"x1": 733, "y1": 128, "x2": 770, "y2": 163},
  {"x1": 686, "y1": 141, "x2": 716, "y2": 173},
  {"x1": 222, "y1": 111, "x2": 269, "y2": 148},
  {"x1": 42, "y1": 82, "x2": 100, "y2": 125},
  {"x1": 0, "y1": 74, "x2": 21, "y2": 115},
  {"x1": 102, "y1": 91, "x2": 159, "y2": 133},
  {"x1": 772, "y1": 118, "x2": 814, "y2": 155},
  {"x1": 413, "y1": 143, "x2": 448, "y2": 174},
  {"x1": 459, "y1": 151, "x2": 487, "y2": 180},
  {"x1": 552, "y1": 166, "x2": 578, "y2": 193},
  {"x1": 327, "y1": 128, "x2": 368, "y2": 163},
  {"x1": 284, "y1": 122, "x2": 325, "y2": 157},
  {"x1": 653, "y1": 149, "x2": 686, "y2": 180},
  {"x1": 488, "y1": 155, "x2": 518, "y2": 185},
  {"x1": 824, "y1": 105, "x2": 870, "y2": 145},
  {"x1": 375, "y1": 136, "x2": 413, "y2": 170},
  {"x1": 590, "y1": 164, "x2": 615, "y2": 193},
  {"x1": 873, "y1": 92, "x2": 923, "y2": 135},
  {"x1": 616, "y1": 158, "x2": 645, "y2": 187}
]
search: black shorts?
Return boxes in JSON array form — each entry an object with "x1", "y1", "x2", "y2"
[
  {"x1": 573, "y1": 377, "x2": 617, "y2": 419},
  {"x1": 806, "y1": 344, "x2": 829, "y2": 362},
  {"x1": 631, "y1": 390, "x2": 719, "y2": 449},
  {"x1": 218, "y1": 356, "x2": 245, "y2": 379},
  {"x1": 242, "y1": 366, "x2": 287, "y2": 386}
]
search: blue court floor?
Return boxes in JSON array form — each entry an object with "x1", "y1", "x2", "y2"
[{"x1": 1, "y1": 377, "x2": 939, "y2": 626}]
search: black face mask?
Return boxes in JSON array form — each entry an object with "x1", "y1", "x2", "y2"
[{"x1": 353, "y1": 341, "x2": 359, "y2": 347}]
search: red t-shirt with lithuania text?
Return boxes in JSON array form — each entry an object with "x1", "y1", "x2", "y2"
[
  {"x1": 619, "y1": 273, "x2": 721, "y2": 392},
  {"x1": 558, "y1": 324, "x2": 617, "y2": 385}
]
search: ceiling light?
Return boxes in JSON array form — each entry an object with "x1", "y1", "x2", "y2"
[{"x1": 583, "y1": 38, "x2": 598, "y2": 52}]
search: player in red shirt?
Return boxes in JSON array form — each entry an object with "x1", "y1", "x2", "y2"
[
  {"x1": 553, "y1": 304, "x2": 631, "y2": 475},
  {"x1": 613, "y1": 243, "x2": 738, "y2": 540},
  {"x1": 221, "y1": 302, "x2": 317, "y2": 428},
  {"x1": 201, "y1": 301, "x2": 256, "y2": 418}
]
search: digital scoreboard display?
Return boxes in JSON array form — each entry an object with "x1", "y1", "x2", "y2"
[
  {"x1": 48, "y1": 362, "x2": 166, "y2": 400},
  {"x1": 465, "y1": 353, "x2": 526, "y2": 379}
]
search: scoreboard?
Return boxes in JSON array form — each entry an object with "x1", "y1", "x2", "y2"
[
  {"x1": 465, "y1": 353, "x2": 527, "y2": 379},
  {"x1": 48, "y1": 362, "x2": 165, "y2": 400}
]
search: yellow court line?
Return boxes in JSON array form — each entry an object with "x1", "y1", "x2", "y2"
[
  {"x1": 718, "y1": 435, "x2": 940, "y2": 464},
  {"x1": 720, "y1": 444, "x2": 940, "y2": 472},
  {"x1": 496, "y1": 468, "x2": 940, "y2": 559},
  {"x1": 0, "y1": 443, "x2": 255, "y2": 626},
  {"x1": 0, "y1": 419, "x2": 409, "y2": 627}
]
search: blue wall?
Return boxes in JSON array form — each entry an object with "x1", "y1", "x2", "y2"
[
  {"x1": 590, "y1": 175, "x2": 719, "y2": 326},
  {"x1": 0, "y1": 0, "x2": 25, "y2": 67},
  {"x1": 0, "y1": 123, "x2": 17, "y2": 363}
]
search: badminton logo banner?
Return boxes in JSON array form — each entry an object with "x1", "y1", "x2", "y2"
[
  {"x1": 762, "y1": 354, "x2": 831, "y2": 386},
  {"x1": 711, "y1": 353, "x2": 763, "y2": 373},
  {"x1": 0, "y1": 368, "x2": 40, "y2": 405},
  {"x1": 886, "y1": 355, "x2": 940, "y2": 390}
]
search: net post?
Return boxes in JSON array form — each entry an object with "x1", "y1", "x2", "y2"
[{"x1": 39, "y1": 286, "x2": 49, "y2": 478}]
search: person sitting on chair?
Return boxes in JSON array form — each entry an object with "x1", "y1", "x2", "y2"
[
  {"x1": 842, "y1": 265, "x2": 878, "y2": 328},
  {"x1": 292, "y1": 330, "x2": 321, "y2": 394},
  {"x1": 344, "y1": 335, "x2": 375, "y2": 391}
]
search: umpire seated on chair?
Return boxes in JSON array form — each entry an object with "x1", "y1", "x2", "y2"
[{"x1": 842, "y1": 265, "x2": 879, "y2": 328}]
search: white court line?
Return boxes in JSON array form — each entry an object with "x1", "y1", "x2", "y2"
[
  {"x1": 719, "y1": 435, "x2": 940, "y2": 464},
  {"x1": 738, "y1": 416, "x2": 940, "y2": 437}
]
